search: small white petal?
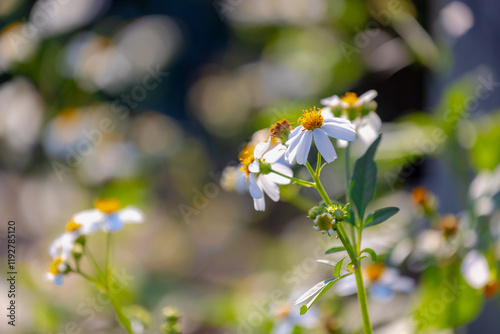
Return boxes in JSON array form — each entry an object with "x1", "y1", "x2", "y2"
[
  {"x1": 267, "y1": 163, "x2": 292, "y2": 185},
  {"x1": 337, "y1": 139, "x2": 348, "y2": 148},
  {"x1": 461, "y1": 250, "x2": 490, "y2": 289},
  {"x1": 355, "y1": 90, "x2": 377, "y2": 106},
  {"x1": 320, "y1": 107, "x2": 334, "y2": 119},
  {"x1": 285, "y1": 131, "x2": 305, "y2": 164},
  {"x1": 248, "y1": 161, "x2": 260, "y2": 173},
  {"x1": 253, "y1": 196, "x2": 266, "y2": 211},
  {"x1": 73, "y1": 209, "x2": 104, "y2": 226},
  {"x1": 366, "y1": 111, "x2": 382, "y2": 130},
  {"x1": 253, "y1": 140, "x2": 270, "y2": 160},
  {"x1": 263, "y1": 144, "x2": 286, "y2": 163},
  {"x1": 313, "y1": 129, "x2": 337, "y2": 163},
  {"x1": 258, "y1": 176, "x2": 280, "y2": 202},
  {"x1": 287, "y1": 126, "x2": 303, "y2": 140},
  {"x1": 53, "y1": 274, "x2": 64, "y2": 286},
  {"x1": 296, "y1": 130, "x2": 313, "y2": 165},
  {"x1": 321, "y1": 121, "x2": 356, "y2": 142},
  {"x1": 249, "y1": 173, "x2": 264, "y2": 199},
  {"x1": 320, "y1": 95, "x2": 341, "y2": 107},
  {"x1": 118, "y1": 206, "x2": 144, "y2": 224}
]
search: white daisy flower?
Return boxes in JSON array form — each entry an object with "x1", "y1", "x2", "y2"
[
  {"x1": 73, "y1": 199, "x2": 145, "y2": 232},
  {"x1": 285, "y1": 107, "x2": 356, "y2": 165},
  {"x1": 44, "y1": 257, "x2": 67, "y2": 286},
  {"x1": 240, "y1": 138, "x2": 293, "y2": 211},
  {"x1": 321, "y1": 90, "x2": 381, "y2": 148}
]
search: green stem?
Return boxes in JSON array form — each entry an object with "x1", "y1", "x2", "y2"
[
  {"x1": 355, "y1": 267, "x2": 373, "y2": 334},
  {"x1": 106, "y1": 233, "x2": 112, "y2": 276},
  {"x1": 270, "y1": 169, "x2": 315, "y2": 187}
]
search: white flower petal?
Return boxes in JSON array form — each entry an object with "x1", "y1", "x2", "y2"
[
  {"x1": 118, "y1": 206, "x2": 144, "y2": 224},
  {"x1": 321, "y1": 121, "x2": 356, "y2": 142},
  {"x1": 355, "y1": 90, "x2": 377, "y2": 106},
  {"x1": 366, "y1": 111, "x2": 382, "y2": 130},
  {"x1": 253, "y1": 196, "x2": 266, "y2": 211},
  {"x1": 296, "y1": 130, "x2": 313, "y2": 165},
  {"x1": 285, "y1": 131, "x2": 305, "y2": 164},
  {"x1": 320, "y1": 95, "x2": 341, "y2": 107},
  {"x1": 103, "y1": 214, "x2": 124, "y2": 232},
  {"x1": 249, "y1": 173, "x2": 264, "y2": 199},
  {"x1": 337, "y1": 139, "x2": 348, "y2": 148},
  {"x1": 357, "y1": 123, "x2": 379, "y2": 145},
  {"x1": 313, "y1": 129, "x2": 337, "y2": 163},
  {"x1": 254, "y1": 139, "x2": 271, "y2": 159},
  {"x1": 263, "y1": 144, "x2": 286, "y2": 163},
  {"x1": 287, "y1": 126, "x2": 303, "y2": 140},
  {"x1": 320, "y1": 107, "x2": 334, "y2": 119},
  {"x1": 267, "y1": 163, "x2": 292, "y2": 185},
  {"x1": 73, "y1": 209, "x2": 104, "y2": 226},
  {"x1": 248, "y1": 161, "x2": 260, "y2": 173},
  {"x1": 461, "y1": 250, "x2": 490, "y2": 289},
  {"x1": 259, "y1": 176, "x2": 280, "y2": 202}
]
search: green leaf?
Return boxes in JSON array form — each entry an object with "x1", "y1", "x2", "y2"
[
  {"x1": 360, "y1": 248, "x2": 377, "y2": 262},
  {"x1": 325, "y1": 246, "x2": 346, "y2": 255},
  {"x1": 295, "y1": 274, "x2": 352, "y2": 315},
  {"x1": 333, "y1": 257, "x2": 346, "y2": 277},
  {"x1": 364, "y1": 207, "x2": 399, "y2": 228},
  {"x1": 349, "y1": 135, "x2": 382, "y2": 221}
]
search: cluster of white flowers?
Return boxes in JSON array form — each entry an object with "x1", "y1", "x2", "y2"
[
  {"x1": 44, "y1": 199, "x2": 144, "y2": 285},
  {"x1": 232, "y1": 90, "x2": 380, "y2": 211}
]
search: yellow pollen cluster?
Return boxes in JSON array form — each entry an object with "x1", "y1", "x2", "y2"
[
  {"x1": 365, "y1": 263, "x2": 385, "y2": 281},
  {"x1": 239, "y1": 143, "x2": 256, "y2": 180},
  {"x1": 49, "y1": 257, "x2": 63, "y2": 275},
  {"x1": 95, "y1": 198, "x2": 121, "y2": 214},
  {"x1": 299, "y1": 107, "x2": 323, "y2": 130},
  {"x1": 341, "y1": 92, "x2": 359, "y2": 106},
  {"x1": 65, "y1": 219, "x2": 82, "y2": 232}
]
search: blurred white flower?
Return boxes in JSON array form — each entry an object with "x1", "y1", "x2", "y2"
[
  {"x1": 74, "y1": 199, "x2": 144, "y2": 232},
  {"x1": 285, "y1": 107, "x2": 356, "y2": 165},
  {"x1": 48, "y1": 218, "x2": 100, "y2": 262},
  {"x1": 321, "y1": 90, "x2": 381, "y2": 148},
  {"x1": 221, "y1": 165, "x2": 248, "y2": 194}
]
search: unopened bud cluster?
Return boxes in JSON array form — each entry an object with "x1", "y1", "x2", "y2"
[
  {"x1": 308, "y1": 204, "x2": 349, "y2": 235},
  {"x1": 161, "y1": 307, "x2": 182, "y2": 334}
]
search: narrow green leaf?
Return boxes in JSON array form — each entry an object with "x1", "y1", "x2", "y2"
[
  {"x1": 349, "y1": 135, "x2": 382, "y2": 221},
  {"x1": 364, "y1": 207, "x2": 399, "y2": 228},
  {"x1": 325, "y1": 246, "x2": 346, "y2": 255},
  {"x1": 300, "y1": 305, "x2": 307, "y2": 315},
  {"x1": 333, "y1": 257, "x2": 346, "y2": 277},
  {"x1": 360, "y1": 248, "x2": 377, "y2": 262},
  {"x1": 296, "y1": 274, "x2": 352, "y2": 314}
]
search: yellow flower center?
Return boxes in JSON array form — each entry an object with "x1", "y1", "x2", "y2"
[
  {"x1": 65, "y1": 219, "x2": 81, "y2": 232},
  {"x1": 239, "y1": 143, "x2": 256, "y2": 180},
  {"x1": 299, "y1": 107, "x2": 323, "y2": 130},
  {"x1": 94, "y1": 198, "x2": 121, "y2": 214},
  {"x1": 341, "y1": 92, "x2": 359, "y2": 106},
  {"x1": 49, "y1": 257, "x2": 63, "y2": 275},
  {"x1": 365, "y1": 264, "x2": 385, "y2": 281}
]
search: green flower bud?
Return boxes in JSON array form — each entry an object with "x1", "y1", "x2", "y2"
[
  {"x1": 308, "y1": 205, "x2": 324, "y2": 219},
  {"x1": 259, "y1": 161, "x2": 272, "y2": 174},
  {"x1": 333, "y1": 209, "x2": 345, "y2": 221}
]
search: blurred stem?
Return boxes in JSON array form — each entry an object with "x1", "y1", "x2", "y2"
[
  {"x1": 270, "y1": 169, "x2": 315, "y2": 187},
  {"x1": 355, "y1": 267, "x2": 373, "y2": 334},
  {"x1": 345, "y1": 143, "x2": 357, "y2": 250},
  {"x1": 104, "y1": 233, "x2": 133, "y2": 334}
]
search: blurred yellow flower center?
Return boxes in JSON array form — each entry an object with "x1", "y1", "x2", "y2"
[
  {"x1": 49, "y1": 258, "x2": 63, "y2": 275},
  {"x1": 299, "y1": 107, "x2": 323, "y2": 130},
  {"x1": 239, "y1": 143, "x2": 256, "y2": 180},
  {"x1": 365, "y1": 264, "x2": 385, "y2": 281},
  {"x1": 95, "y1": 198, "x2": 121, "y2": 214},
  {"x1": 65, "y1": 219, "x2": 82, "y2": 232},
  {"x1": 341, "y1": 92, "x2": 359, "y2": 106}
]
